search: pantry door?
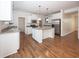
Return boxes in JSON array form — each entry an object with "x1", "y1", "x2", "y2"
[{"x1": 18, "y1": 17, "x2": 25, "y2": 32}]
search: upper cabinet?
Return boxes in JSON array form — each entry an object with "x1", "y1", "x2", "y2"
[
  {"x1": 52, "y1": 13, "x2": 61, "y2": 19},
  {"x1": 0, "y1": 1, "x2": 12, "y2": 21},
  {"x1": 49, "y1": 12, "x2": 61, "y2": 20},
  {"x1": 46, "y1": 12, "x2": 61, "y2": 23}
]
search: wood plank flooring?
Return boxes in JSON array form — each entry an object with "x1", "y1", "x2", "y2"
[{"x1": 6, "y1": 31, "x2": 79, "y2": 58}]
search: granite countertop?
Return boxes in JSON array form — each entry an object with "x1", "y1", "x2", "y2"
[
  {"x1": 33, "y1": 26, "x2": 54, "y2": 30},
  {"x1": 0, "y1": 26, "x2": 19, "y2": 34}
]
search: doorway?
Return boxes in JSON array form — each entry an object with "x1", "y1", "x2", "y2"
[
  {"x1": 18, "y1": 17, "x2": 25, "y2": 32},
  {"x1": 63, "y1": 11, "x2": 78, "y2": 39}
]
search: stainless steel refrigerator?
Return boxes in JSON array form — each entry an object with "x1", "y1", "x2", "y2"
[{"x1": 52, "y1": 19, "x2": 61, "y2": 35}]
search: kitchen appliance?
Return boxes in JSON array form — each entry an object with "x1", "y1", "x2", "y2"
[
  {"x1": 52, "y1": 19, "x2": 61, "y2": 35},
  {"x1": 31, "y1": 20, "x2": 38, "y2": 27},
  {"x1": 31, "y1": 20, "x2": 37, "y2": 23}
]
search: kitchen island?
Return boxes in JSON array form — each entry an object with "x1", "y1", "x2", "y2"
[{"x1": 32, "y1": 27, "x2": 55, "y2": 43}]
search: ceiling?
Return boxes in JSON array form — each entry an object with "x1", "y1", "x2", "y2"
[{"x1": 13, "y1": 1, "x2": 79, "y2": 15}]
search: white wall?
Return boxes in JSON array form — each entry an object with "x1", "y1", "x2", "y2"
[
  {"x1": 64, "y1": 7, "x2": 78, "y2": 14},
  {"x1": 61, "y1": 12, "x2": 78, "y2": 36},
  {"x1": 78, "y1": 8, "x2": 79, "y2": 39},
  {"x1": 12, "y1": 10, "x2": 45, "y2": 26},
  {"x1": 12, "y1": 10, "x2": 27, "y2": 26}
]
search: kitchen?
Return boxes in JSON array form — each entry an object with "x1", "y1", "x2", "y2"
[
  {"x1": 26, "y1": 19, "x2": 55, "y2": 43},
  {"x1": 25, "y1": 12, "x2": 61, "y2": 43},
  {"x1": 0, "y1": 1, "x2": 79, "y2": 58}
]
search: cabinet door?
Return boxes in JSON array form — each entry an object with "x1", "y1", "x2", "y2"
[
  {"x1": 29, "y1": 27, "x2": 32, "y2": 34},
  {"x1": 52, "y1": 13, "x2": 61, "y2": 19},
  {"x1": 0, "y1": 1, "x2": 12, "y2": 21},
  {"x1": 0, "y1": 32, "x2": 19, "y2": 57},
  {"x1": 26, "y1": 27, "x2": 32, "y2": 34}
]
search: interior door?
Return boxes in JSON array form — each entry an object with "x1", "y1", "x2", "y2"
[{"x1": 18, "y1": 17, "x2": 25, "y2": 32}]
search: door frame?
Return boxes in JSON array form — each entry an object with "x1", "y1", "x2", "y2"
[{"x1": 18, "y1": 17, "x2": 25, "y2": 32}]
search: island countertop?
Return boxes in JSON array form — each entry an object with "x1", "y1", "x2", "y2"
[{"x1": 32, "y1": 26, "x2": 54, "y2": 30}]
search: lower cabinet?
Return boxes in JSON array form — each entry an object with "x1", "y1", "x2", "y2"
[
  {"x1": 0, "y1": 32, "x2": 20, "y2": 57},
  {"x1": 32, "y1": 28, "x2": 55, "y2": 43},
  {"x1": 25, "y1": 27, "x2": 32, "y2": 35}
]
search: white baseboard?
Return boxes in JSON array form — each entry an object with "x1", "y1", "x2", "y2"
[
  {"x1": 4, "y1": 50, "x2": 17, "y2": 58},
  {"x1": 61, "y1": 30, "x2": 75, "y2": 36}
]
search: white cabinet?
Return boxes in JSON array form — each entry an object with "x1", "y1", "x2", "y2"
[
  {"x1": 32, "y1": 28, "x2": 42, "y2": 43},
  {"x1": 25, "y1": 27, "x2": 32, "y2": 35},
  {"x1": 0, "y1": 1, "x2": 12, "y2": 21},
  {"x1": 0, "y1": 32, "x2": 20, "y2": 57},
  {"x1": 32, "y1": 28, "x2": 55, "y2": 43},
  {"x1": 48, "y1": 13, "x2": 61, "y2": 20},
  {"x1": 43, "y1": 28, "x2": 54, "y2": 39},
  {"x1": 52, "y1": 13, "x2": 61, "y2": 19}
]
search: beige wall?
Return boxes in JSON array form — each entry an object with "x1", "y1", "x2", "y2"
[{"x1": 62, "y1": 12, "x2": 78, "y2": 36}]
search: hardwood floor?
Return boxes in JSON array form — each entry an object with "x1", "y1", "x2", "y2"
[{"x1": 6, "y1": 31, "x2": 79, "y2": 58}]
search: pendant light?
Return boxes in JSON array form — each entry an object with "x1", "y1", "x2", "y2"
[
  {"x1": 37, "y1": 5, "x2": 41, "y2": 20},
  {"x1": 46, "y1": 8, "x2": 49, "y2": 22}
]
